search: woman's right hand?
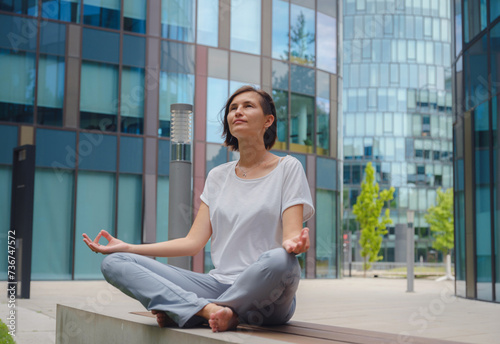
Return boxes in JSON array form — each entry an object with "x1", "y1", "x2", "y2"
[{"x1": 82, "y1": 230, "x2": 129, "y2": 255}]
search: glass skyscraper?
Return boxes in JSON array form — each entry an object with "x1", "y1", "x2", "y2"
[
  {"x1": 0, "y1": 0, "x2": 342, "y2": 280},
  {"x1": 342, "y1": 0, "x2": 453, "y2": 263},
  {"x1": 453, "y1": 0, "x2": 500, "y2": 302}
]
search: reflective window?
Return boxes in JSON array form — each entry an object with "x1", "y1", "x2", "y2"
[
  {"x1": 122, "y1": 34, "x2": 146, "y2": 68},
  {"x1": 463, "y1": 35, "x2": 488, "y2": 111},
  {"x1": 77, "y1": 133, "x2": 117, "y2": 171},
  {"x1": 317, "y1": 12, "x2": 336, "y2": 73},
  {"x1": 492, "y1": 0, "x2": 500, "y2": 22},
  {"x1": 206, "y1": 77, "x2": 228, "y2": 144},
  {"x1": 197, "y1": 0, "x2": 218, "y2": 47},
  {"x1": 0, "y1": 49, "x2": 35, "y2": 123},
  {"x1": 117, "y1": 174, "x2": 142, "y2": 245},
  {"x1": 463, "y1": 0, "x2": 487, "y2": 42},
  {"x1": 80, "y1": 61, "x2": 119, "y2": 131},
  {"x1": 317, "y1": 97, "x2": 330, "y2": 156},
  {"x1": 123, "y1": 0, "x2": 146, "y2": 34},
  {"x1": 316, "y1": 189, "x2": 337, "y2": 278},
  {"x1": 291, "y1": 64, "x2": 315, "y2": 96},
  {"x1": 161, "y1": 0, "x2": 195, "y2": 42},
  {"x1": 493, "y1": 96, "x2": 500, "y2": 301},
  {"x1": 273, "y1": 89, "x2": 288, "y2": 150},
  {"x1": 74, "y1": 171, "x2": 115, "y2": 278},
  {"x1": 156, "y1": 174, "x2": 169, "y2": 264},
  {"x1": 272, "y1": 60, "x2": 289, "y2": 90},
  {"x1": 0, "y1": 125, "x2": 18, "y2": 164},
  {"x1": 40, "y1": 22, "x2": 66, "y2": 56},
  {"x1": 41, "y1": 0, "x2": 80, "y2": 22},
  {"x1": 119, "y1": 136, "x2": 143, "y2": 173},
  {"x1": 208, "y1": 49, "x2": 228, "y2": 79},
  {"x1": 206, "y1": 144, "x2": 227, "y2": 175},
  {"x1": 37, "y1": 55, "x2": 65, "y2": 126},
  {"x1": 230, "y1": 52, "x2": 261, "y2": 85},
  {"x1": 272, "y1": 0, "x2": 289, "y2": 60},
  {"x1": 121, "y1": 67, "x2": 144, "y2": 134},
  {"x1": 0, "y1": 14, "x2": 37, "y2": 52},
  {"x1": 158, "y1": 72, "x2": 195, "y2": 137},
  {"x1": 290, "y1": 93, "x2": 314, "y2": 152},
  {"x1": 0, "y1": 0, "x2": 37, "y2": 15},
  {"x1": 290, "y1": 3, "x2": 315, "y2": 66},
  {"x1": 83, "y1": 0, "x2": 120, "y2": 30},
  {"x1": 82, "y1": 28, "x2": 120, "y2": 64},
  {"x1": 32, "y1": 168, "x2": 74, "y2": 279},
  {"x1": 160, "y1": 41, "x2": 195, "y2": 74},
  {"x1": 491, "y1": 23, "x2": 500, "y2": 97},
  {"x1": 35, "y1": 128, "x2": 75, "y2": 168},
  {"x1": 231, "y1": 0, "x2": 261, "y2": 55}
]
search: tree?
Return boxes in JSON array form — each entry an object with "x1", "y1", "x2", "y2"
[
  {"x1": 424, "y1": 188, "x2": 454, "y2": 280},
  {"x1": 352, "y1": 162, "x2": 395, "y2": 277}
]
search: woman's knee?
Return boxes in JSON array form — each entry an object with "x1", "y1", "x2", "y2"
[
  {"x1": 258, "y1": 248, "x2": 300, "y2": 278},
  {"x1": 101, "y1": 252, "x2": 129, "y2": 278}
]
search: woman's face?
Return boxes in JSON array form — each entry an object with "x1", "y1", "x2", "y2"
[{"x1": 227, "y1": 91, "x2": 274, "y2": 141}]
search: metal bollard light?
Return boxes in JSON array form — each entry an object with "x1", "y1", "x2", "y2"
[{"x1": 167, "y1": 104, "x2": 193, "y2": 269}]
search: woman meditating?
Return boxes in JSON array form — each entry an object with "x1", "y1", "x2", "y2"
[{"x1": 82, "y1": 85, "x2": 314, "y2": 332}]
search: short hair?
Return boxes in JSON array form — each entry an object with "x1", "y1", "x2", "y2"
[{"x1": 222, "y1": 86, "x2": 277, "y2": 151}]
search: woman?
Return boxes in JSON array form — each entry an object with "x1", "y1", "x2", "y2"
[{"x1": 82, "y1": 85, "x2": 314, "y2": 332}]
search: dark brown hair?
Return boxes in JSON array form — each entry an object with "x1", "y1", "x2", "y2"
[{"x1": 222, "y1": 86, "x2": 277, "y2": 151}]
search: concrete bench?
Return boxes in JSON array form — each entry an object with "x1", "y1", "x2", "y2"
[{"x1": 56, "y1": 304, "x2": 460, "y2": 344}]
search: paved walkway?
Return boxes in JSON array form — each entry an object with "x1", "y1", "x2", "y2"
[{"x1": 1, "y1": 277, "x2": 499, "y2": 344}]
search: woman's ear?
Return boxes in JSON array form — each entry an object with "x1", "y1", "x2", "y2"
[{"x1": 264, "y1": 114, "x2": 275, "y2": 129}]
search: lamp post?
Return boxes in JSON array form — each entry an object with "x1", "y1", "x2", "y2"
[
  {"x1": 406, "y1": 210, "x2": 415, "y2": 292},
  {"x1": 167, "y1": 104, "x2": 193, "y2": 269}
]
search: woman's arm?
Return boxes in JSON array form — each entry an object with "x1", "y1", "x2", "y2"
[
  {"x1": 83, "y1": 202, "x2": 212, "y2": 257},
  {"x1": 282, "y1": 204, "x2": 310, "y2": 254}
]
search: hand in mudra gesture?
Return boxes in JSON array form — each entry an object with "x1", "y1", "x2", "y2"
[{"x1": 82, "y1": 230, "x2": 129, "y2": 255}]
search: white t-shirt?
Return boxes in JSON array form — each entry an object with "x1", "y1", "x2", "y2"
[{"x1": 200, "y1": 155, "x2": 314, "y2": 284}]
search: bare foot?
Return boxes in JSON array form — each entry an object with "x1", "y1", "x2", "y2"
[
  {"x1": 151, "y1": 310, "x2": 176, "y2": 328},
  {"x1": 208, "y1": 306, "x2": 239, "y2": 332}
]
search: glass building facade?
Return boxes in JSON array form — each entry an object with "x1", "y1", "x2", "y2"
[
  {"x1": 342, "y1": 0, "x2": 453, "y2": 263},
  {"x1": 0, "y1": 0, "x2": 342, "y2": 280},
  {"x1": 452, "y1": 0, "x2": 500, "y2": 301}
]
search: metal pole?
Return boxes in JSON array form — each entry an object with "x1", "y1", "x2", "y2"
[
  {"x1": 167, "y1": 104, "x2": 193, "y2": 270},
  {"x1": 407, "y1": 221, "x2": 414, "y2": 292}
]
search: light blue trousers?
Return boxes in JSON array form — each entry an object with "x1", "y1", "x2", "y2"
[{"x1": 101, "y1": 247, "x2": 301, "y2": 328}]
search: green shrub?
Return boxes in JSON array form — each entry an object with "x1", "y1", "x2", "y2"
[{"x1": 0, "y1": 319, "x2": 16, "y2": 344}]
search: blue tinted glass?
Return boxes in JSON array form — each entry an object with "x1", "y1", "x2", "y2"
[
  {"x1": 37, "y1": 55, "x2": 65, "y2": 127},
  {"x1": 273, "y1": 89, "x2": 288, "y2": 148},
  {"x1": 0, "y1": 125, "x2": 18, "y2": 164},
  {"x1": 317, "y1": 157, "x2": 336, "y2": 190},
  {"x1": 206, "y1": 78, "x2": 228, "y2": 144},
  {"x1": 197, "y1": 0, "x2": 218, "y2": 47},
  {"x1": 122, "y1": 35, "x2": 145, "y2": 67},
  {"x1": 77, "y1": 134, "x2": 117, "y2": 172},
  {"x1": 455, "y1": 0, "x2": 462, "y2": 56},
  {"x1": 41, "y1": 0, "x2": 81, "y2": 22},
  {"x1": 272, "y1": 60, "x2": 289, "y2": 90},
  {"x1": 161, "y1": 0, "x2": 195, "y2": 42},
  {"x1": 39, "y1": 22, "x2": 66, "y2": 56},
  {"x1": 316, "y1": 189, "x2": 336, "y2": 278},
  {"x1": 118, "y1": 174, "x2": 142, "y2": 244},
  {"x1": 123, "y1": 0, "x2": 146, "y2": 34},
  {"x1": 272, "y1": 0, "x2": 289, "y2": 60},
  {"x1": 317, "y1": 12, "x2": 336, "y2": 73},
  {"x1": 160, "y1": 41, "x2": 195, "y2": 74},
  {"x1": 291, "y1": 65, "x2": 315, "y2": 96},
  {"x1": 0, "y1": 14, "x2": 37, "y2": 52},
  {"x1": 464, "y1": 35, "x2": 487, "y2": 111},
  {"x1": 121, "y1": 67, "x2": 144, "y2": 134},
  {"x1": 492, "y1": 0, "x2": 500, "y2": 22},
  {"x1": 119, "y1": 136, "x2": 143, "y2": 174},
  {"x1": 82, "y1": 28, "x2": 119, "y2": 64},
  {"x1": 317, "y1": 97, "x2": 330, "y2": 155},
  {"x1": 83, "y1": 0, "x2": 120, "y2": 30},
  {"x1": 290, "y1": 153, "x2": 306, "y2": 170},
  {"x1": 36, "y1": 129, "x2": 76, "y2": 169},
  {"x1": 0, "y1": 49, "x2": 35, "y2": 123},
  {"x1": 158, "y1": 139, "x2": 170, "y2": 176},
  {"x1": 491, "y1": 23, "x2": 500, "y2": 96},
  {"x1": 290, "y1": 4, "x2": 315, "y2": 66},
  {"x1": 206, "y1": 144, "x2": 227, "y2": 176},
  {"x1": 231, "y1": 0, "x2": 261, "y2": 55},
  {"x1": 0, "y1": 0, "x2": 37, "y2": 15}
]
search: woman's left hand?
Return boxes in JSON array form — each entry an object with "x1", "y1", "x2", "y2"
[{"x1": 282, "y1": 227, "x2": 310, "y2": 254}]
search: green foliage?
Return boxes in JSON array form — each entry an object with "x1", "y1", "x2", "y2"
[
  {"x1": 0, "y1": 319, "x2": 15, "y2": 344},
  {"x1": 352, "y1": 162, "x2": 394, "y2": 274},
  {"x1": 424, "y1": 188, "x2": 454, "y2": 255}
]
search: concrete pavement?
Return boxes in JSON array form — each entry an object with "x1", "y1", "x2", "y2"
[{"x1": 1, "y1": 277, "x2": 499, "y2": 344}]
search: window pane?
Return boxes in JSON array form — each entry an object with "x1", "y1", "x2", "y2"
[
  {"x1": 83, "y1": 0, "x2": 120, "y2": 29},
  {"x1": 0, "y1": 49, "x2": 35, "y2": 123},
  {"x1": 119, "y1": 136, "x2": 143, "y2": 173},
  {"x1": 291, "y1": 64, "x2": 315, "y2": 95},
  {"x1": 316, "y1": 189, "x2": 337, "y2": 278},
  {"x1": 37, "y1": 55, "x2": 64, "y2": 126},
  {"x1": 273, "y1": 89, "x2": 288, "y2": 150},
  {"x1": 0, "y1": 0, "x2": 37, "y2": 15},
  {"x1": 123, "y1": 0, "x2": 146, "y2": 33},
  {"x1": 156, "y1": 175, "x2": 169, "y2": 264},
  {"x1": 316, "y1": 97, "x2": 330, "y2": 155},
  {"x1": 197, "y1": 0, "x2": 218, "y2": 47},
  {"x1": 74, "y1": 171, "x2": 115, "y2": 279},
  {"x1": 206, "y1": 77, "x2": 228, "y2": 144},
  {"x1": 317, "y1": 12, "x2": 336, "y2": 73},
  {"x1": 42, "y1": 0, "x2": 81, "y2": 22},
  {"x1": 290, "y1": 93, "x2": 314, "y2": 152},
  {"x1": 80, "y1": 61, "x2": 118, "y2": 131},
  {"x1": 40, "y1": 22, "x2": 66, "y2": 56},
  {"x1": 0, "y1": 125, "x2": 18, "y2": 164},
  {"x1": 32, "y1": 168, "x2": 74, "y2": 279},
  {"x1": 121, "y1": 67, "x2": 144, "y2": 134},
  {"x1": 492, "y1": 0, "x2": 500, "y2": 22},
  {"x1": 272, "y1": 0, "x2": 289, "y2": 60},
  {"x1": 290, "y1": 3, "x2": 315, "y2": 66},
  {"x1": 82, "y1": 28, "x2": 120, "y2": 64},
  {"x1": 206, "y1": 144, "x2": 228, "y2": 175},
  {"x1": 231, "y1": 0, "x2": 261, "y2": 54},
  {"x1": 122, "y1": 35, "x2": 145, "y2": 68},
  {"x1": 158, "y1": 72, "x2": 195, "y2": 137},
  {"x1": 0, "y1": 166, "x2": 12, "y2": 276},
  {"x1": 464, "y1": 35, "x2": 488, "y2": 111},
  {"x1": 35, "y1": 128, "x2": 76, "y2": 169},
  {"x1": 230, "y1": 52, "x2": 261, "y2": 85},
  {"x1": 491, "y1": 23, "x2": 500, "y2": 97},
  {"x1": 117, "y1": 174, "x2": 142, "y2": 245},
  {"x1": 78, "y1": 133, "x2": 117, "y2": 172},
  {"x1": 161, "y1": 0, "x2": 195, "y2": 42}
]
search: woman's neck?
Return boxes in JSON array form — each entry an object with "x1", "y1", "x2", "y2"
[{"x1": 236, "y1": 140, "x2": 269, "y2": 167}]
